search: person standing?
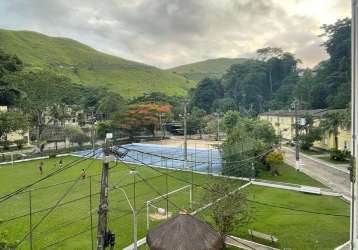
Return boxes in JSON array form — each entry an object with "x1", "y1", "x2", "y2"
[
  {"x1": 80, "y1": 169, "x2": 86, "y2": 179},
  {"x1": 38, "y1": 161, "x2": 44, "y2": 175}
]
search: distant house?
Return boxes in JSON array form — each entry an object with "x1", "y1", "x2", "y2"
[
  {"x1": 0, "y1": 106, "x2": 30, "y2": 145},
  {"x1": 44, "y1": 105, "x2": 84, "y2": 127},
  {"x1": 258, "y1": 109, "x2": 351, "y2": 151}
]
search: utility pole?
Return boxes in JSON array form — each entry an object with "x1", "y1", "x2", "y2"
[
  {"x1": 293, "y1": 99, "x2": 300, "y2": 170},
  {"x1": 96, "y1": 134, "x2": 114, "y2": 250},
  {"x1": 29, "y1": 190, "x2": 33, "y2": 250},
  {"x1": 216, "y1": 113, "x2": 220, "y2": 141},
  {"x1": 351, "y1": 0, "x2": 358, "y2": 248},
  {"x1": 91, "y1": 111, "x2": 96, "y2": 154},
  {"x1": 183, "y1": 99, "x2": 188, "y2": 168}
]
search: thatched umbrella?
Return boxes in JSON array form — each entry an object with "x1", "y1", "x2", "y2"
[{"x1": 146, "y1": 213, "x2": 224, "y2": 250}]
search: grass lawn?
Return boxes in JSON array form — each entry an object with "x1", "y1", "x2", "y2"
[
  {"x1": 198, "y1": 185, "x2": 349, "y2": 250},
  {"x1": 318, "y1": 156, "x2": 350, "y2": 165},
  {"x1": 257, "y1": 163, "x2": 326, "y2": 187},
  {"x1": 0, "y1": 156, "x2": 348, "y2": 250},
  {"x1": 300, "y1": 148, "x2": 326, "y2": 156},
  {"x1": 0, "y1": 156, "x2": 243, "y2": 250}
]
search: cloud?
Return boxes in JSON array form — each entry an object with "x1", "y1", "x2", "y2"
[{"x1": 0, "y1": 0, "x2": 350, "y2": 68}]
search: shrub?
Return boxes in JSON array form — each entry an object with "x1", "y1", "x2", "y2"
[
  {"x1": 0, "y1": 230, "x2": 17, "y2": 249},
  {"x1": 265, "y1": 150, "x2": 284, "y2": 175},
  {"x1": 298, "y1": 128, "x2": 322, "y2": 150},
  {"x1": 14, "y1": 139, "x2": 26, "y2": 150},
  {"x1": 330, "y1": 149, "x2": 350, "y2": 161}
]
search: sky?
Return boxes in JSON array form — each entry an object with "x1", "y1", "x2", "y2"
[{"x1": 0, "y1": 0, "x2": 351, "y2": 69}]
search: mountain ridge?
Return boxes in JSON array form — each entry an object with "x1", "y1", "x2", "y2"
[
  {"x1": 0, "y1": 28, "x2": 194, "y2": 97},
  {"x1": 167, "y1": 57, "x2": 248, "y2": 82}
]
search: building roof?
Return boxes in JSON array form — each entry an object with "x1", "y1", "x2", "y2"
[
  {"x1": 259, "y1": 109, "x2": 348, "y2": 118},
  {"x1": 146, "y1": 214, "x2": 224, "y2": 250}
]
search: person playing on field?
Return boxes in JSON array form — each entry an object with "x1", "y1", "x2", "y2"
[
  {"x1": 80, "y1": 169, "x2": 86, "y2": 179},
  {"x1": 59, "y1": 159, "x2": 63, "y2": 169},
  {"x1": 38, "y1": 161, "x2": 44, "y2": 175}
]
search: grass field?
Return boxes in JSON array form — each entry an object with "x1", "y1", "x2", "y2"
[
  {"x1": 318, "y1": 156, "x2": 350, "y2": 165},
  {"x1": 0, "y1": 156, "x2": 349, "y2": 250},
  {"x1": 257, "y1": 163, "x2": 326, "y2": 187},
  {"x1": 0, "y1": 156, "x2": 243, "y2": 249},
  {"x1": 0, "y1": 29, "x2": 194, "y2": 97},
  {"x1": 199, "y1": 185, "x2": 349, "y2": 250}
]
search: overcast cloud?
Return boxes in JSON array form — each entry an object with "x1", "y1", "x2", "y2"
[{"x1": 0, "y1": 0, "x2": 350, "y2": 68}]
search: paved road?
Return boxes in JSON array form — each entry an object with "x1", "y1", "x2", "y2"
[{"x1": 282, "y1": 147, "x2": 351, "y2": 197}]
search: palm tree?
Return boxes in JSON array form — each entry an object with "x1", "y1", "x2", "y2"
[{"x1": 320, "y1": 111, "x2": 347, "y2": 150}]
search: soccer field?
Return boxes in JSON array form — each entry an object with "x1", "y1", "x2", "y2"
[
  {"x1": 0, "y1": 153, "x2": 350, "y2": 250},
  {"x1": 0, "y1": 155, "x2": 241, "y2": 250}
]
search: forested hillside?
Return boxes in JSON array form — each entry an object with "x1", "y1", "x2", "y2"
[
  {"x1": 0, "y1": 29, "x2": 194, "y2": 97},
  {"x1": 189, "y1": 18, "x2": 351, "y2": 114},
  {"x1": 168, "y1": 58, "x2": 248, "y2": 82}
]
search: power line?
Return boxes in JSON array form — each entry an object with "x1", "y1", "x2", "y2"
[
  {"x1": 37, "y1": 211, "x2": 133, "y2": 250},
  {"x1": 118, "y1": 158, "x2": 183, "y2": 212},
  {"x1": 0, "y1": 149, "x2": 97, "y2": 203},
  {"x1": 248, "y1": 199, "x2": 349, "y2": 218},
  {"x1": 118, "y1": 145, "x2": 273, "y2": 165},
  {"x1": 1, "y1": 173, "x2": 164, "y2": 224},
  {"x1": 118, "y1": 148, "x2": 351, "y2": 218},
  {"x1": 14, "y1": 156, "x2": 98, "y2": 248}
]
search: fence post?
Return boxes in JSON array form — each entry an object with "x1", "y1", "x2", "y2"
[
  {"x1": 89, "y1": 176, "x2": 94, "y2": 250},
  {"x1": 29, "y1": 190, "x2": 33, "y2": 250}
]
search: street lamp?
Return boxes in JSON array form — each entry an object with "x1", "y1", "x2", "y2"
[{"x1": 118, "y1": 170, "x2": 138, "y2": 250}]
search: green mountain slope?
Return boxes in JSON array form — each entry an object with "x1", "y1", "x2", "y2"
[
  {"x1": 0, "y1": 29, "x2": 194, "y2": 97},
  {"x1": 167, "y1": 58, "x2": 248, "y2": 82}
]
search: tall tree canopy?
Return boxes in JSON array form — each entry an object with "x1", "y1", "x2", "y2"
[
  {"x1": 189, "y1": 78, "x2": 223, "y2": 113},
  {"x1": 189, "y1": 18, "x2": 351, "y2": 114},
  {"x1": 0, "y1": 49, "x2": 24, "y2": 106}
]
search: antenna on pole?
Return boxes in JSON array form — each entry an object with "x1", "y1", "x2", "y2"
[{"x1": 183, "y1": 99, "x2": 188, "y2": 168}]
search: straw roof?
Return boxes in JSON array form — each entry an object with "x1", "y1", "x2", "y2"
[{"x1": 146, "y1": 214, "x2": 224, "y2": 250}]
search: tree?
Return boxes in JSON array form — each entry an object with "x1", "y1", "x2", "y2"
[
  {"x1": 223, "y1": 111, "x2": 240, "y2": 132},
  {"x1": 320, "y1": 111, "x2": 347, "y2": 150},
  {"x1": 0, "y1": 112, "x2": 28, "y2": 144},
  {"x1": 96, "y1": 93, "x2": 127, "y2": 119},
  {"x1": 186, "y1": 107, "x2": 206, "y2": 137},
  {"x1": 190, "y1": 78, "x2": 223, "y2": 113},
  {"x1": 221, "y1": 113, "x2": 276, "y2": 177},
  {"x1": 122, "y1": 103, "x2": 172, "y2": 137},
  {"x1": 318, "y1": 18, "x2": 351, "y2": 108},
  {"x1": 213, "y1": 97, "x2": 237, "y2": 113},
  {"x1": 204, "y1": 182, "x2": 250, "y2": 236},
  {"x1": 5, "y1": 71, "x2": 81, "y2": 140},
  {"x1": 64, "y1": 126, "x2": 90, "y2": 148},
  {"x1": 221, "y1": 60, "x2": 269, "y2": 114},
  {"x1": 298, "y1": 128, "x2": 322, "y2": 150},
  {"x1": 0, "y1": 50, "x2": 24, "y2": 106},
  {"x1": 0, "y1": 49, "x2": 23, "y2": 78},
  {"x1": 96, "y1": 121, "x2": 121, "y2": 140}
]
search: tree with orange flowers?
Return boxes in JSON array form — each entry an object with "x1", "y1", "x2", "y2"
[{"x1": 122, "y1": 102, "x2": 172, "y2": 137}]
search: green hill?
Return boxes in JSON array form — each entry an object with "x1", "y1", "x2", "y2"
[
  {"x1": 0, "y1": 29, "x2": 194, "y2": 97},
  {"x1": 167, "y1": 58, "x2": 248, "y2": 82}
]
